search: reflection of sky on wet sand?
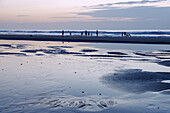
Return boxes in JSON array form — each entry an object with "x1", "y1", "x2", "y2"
[
  {"x1": 79, "y1": 43, "x2": 170, "y2": 51},
  {"x1": 0, "y1": 40, "x2": 170, "y2": 113},
  {"x1": 101, "y1": 69, "x2": 170, "y2": 93}
]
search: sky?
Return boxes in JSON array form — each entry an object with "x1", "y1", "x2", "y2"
[{"x1": 0, "y1": 0, "x2": 170, "y2": 30}]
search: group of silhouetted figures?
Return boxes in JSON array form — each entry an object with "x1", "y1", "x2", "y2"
[
  {"x1": 62, "y1": 30, "x2": 99, "y2": 37},
  {"x1": 122, "y1": 32, "x2": 131, "y2": 37},
  {"x1": 61, "y1": 30, "x2": 131, "y2": 37}
]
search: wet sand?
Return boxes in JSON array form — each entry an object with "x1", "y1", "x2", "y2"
[
  {"x1": 1, "y1": 34, "x2": 170, "y2": 44},
  {"x1": 0, "y1": 40, "x2": 170, "y2": 113}
]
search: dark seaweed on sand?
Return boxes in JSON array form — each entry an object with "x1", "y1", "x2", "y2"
[
  {"x1": 47, "y1": 46, "x2": 73, "y2": 49},
  {"x1": 0, "y1": 52, "x2": 27, "y2": 56},
  {"x1": 134, "y1": 51, "x2": 170, "y2": 57},
  {"x1": 21, "y1": 49, "x2": 82, "y2": 55},
  {"x1": 134, "y1": 52, "x2": 156, "y2": 57},
  {"x1": 158, "y1": 60, "x2": 170, "y2": 67},
  {"x1": 107, "y1": 52, "x2": 127, "y2": 55},
  {"x1": 0, "y1": 44, "x2": 13, "y2": 48},
  {"x1": 21, "y1": 49, "x2": 43, "y2": 53},
  {"x1": 77, "y1": 54, "x2": 131, "y2": 58},
  {"x1": 0, "y1": 44, "x2": 27, "y2": 49},
  {"x1": 81, "y1": 49, "x2": 98, "y2": 52}
]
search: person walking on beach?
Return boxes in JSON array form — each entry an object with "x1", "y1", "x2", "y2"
[
  {"x1": 62, "y1": 30, "x2": 64, "y2": 36},
  {"x1": 85, "y1": 30, "x2": 87, "y2": 36},
  {"x1": 124, "y1": 32, "x2": 126, "y2": 36},
  {"x1": 96, "y1": 30, "x2": 98, "y2": 37},
  {"x1": 123, "y1": 32, "x2": 131, "y2": 37},
  {"x1": 88, "y1": 32, "x2": 90, "y2": 36}
]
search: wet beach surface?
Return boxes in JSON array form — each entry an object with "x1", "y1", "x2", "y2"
[{"x1": 0, "y1": 40, "x2": 170, "y2": 113}]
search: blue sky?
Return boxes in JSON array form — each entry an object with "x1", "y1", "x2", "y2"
[{"x1": 0, "y1": 0, "x2": 170, "y2": 30}]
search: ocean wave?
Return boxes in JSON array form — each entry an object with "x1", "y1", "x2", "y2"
[{"x1": 0, "y1": 30, "x2": 170, "y2": 37}]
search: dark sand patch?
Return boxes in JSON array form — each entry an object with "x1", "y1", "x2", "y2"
[
  {"x1": 0, "y1": 52, "x2": 27, "y2": 56},
  {"x1": 35, "y1": 54, "x2": 45, "y2": 56},
  {"x1": 159, "y1": 89, "x2": 170, "y2": 95},
  {"x1": 15, "y1": 44, "x2": 27, "y2": 49},
  {"x1": 107, "y1": 52, "x2": 127, "y2": 55},
  {"x1": 101, "y1": 69, "x2": 170, "y2": 94},
  {"x1": 134, "y1": 52, "x2": 157, "y2": 57},
  {"x1": 47, "y1": 46, "x2": 73, "y2": 49},
  {"x1": 91, "y1": 57, "x2": 113, "y2": 59},
  {"x1": 43, "y1": 49, "x2": 82, "y2": 55},
  {"x1": 21, "y1": 49, "x2": 82, "y2": 55},
  {"x1": 134, "y1": 51, "x2": 170, "y2": 57},
  {"x1": 120, "y1": 59, "x2": 152, "y2": 62},
  {"x1": 21, "y1": 49, "x2": 44, "y2": 53},
  {"x1": 81, "y1": 49, "x2": 98, "y2": 52},
  {"x1": 156, "y1": 56, "x2": 170, "y2": 59},
  {"x1": 160, "y1": 50, "x2": 170, "y2": 52},
  {"x1": 0, "y1": 44, "x2": 13, "y2": 48},
  {"x1": 0, "y1": 44, "x2": 27, "y2": 49},
  {"x1": 158, "y1": 60, "x2": 170, "y2": 67},
  {"x1": 77, "y1": 54, "x2": 131, "y2": 58}
]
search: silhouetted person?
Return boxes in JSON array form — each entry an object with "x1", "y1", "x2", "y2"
[
  {"x1": 85, "y1": 30, "x2": 87, "y2": 36},
  {"x1": 62, "y1": 30, "x2": 64, "y2": 36},
  {"x1": 81, "y1": 32, "x2": 83, "y2": 36},
  {"x1": 70, "y1": 32, "x2": 72, "y2": 36},
  {"x1": 88, "y1": 32, "x2": 90, "y2": 36},
  {"x1": 124, "y1": 32, "x2": 126, "y2": 36},
  {"x1": 96, "y1": 30, "x2": 98, "y2": 37}
]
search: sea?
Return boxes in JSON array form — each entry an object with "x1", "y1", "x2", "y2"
[{"x1": 0, "y1": 30, "x2": 170, "y2": 37}]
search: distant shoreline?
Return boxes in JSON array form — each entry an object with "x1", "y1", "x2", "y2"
[{"x1": 0, "y1": 34, "x2": 170, "y2": 44}]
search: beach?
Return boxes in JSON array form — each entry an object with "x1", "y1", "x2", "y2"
[
  {"x1": 1, "y1": 0, "x2": 170, "y2": 112},
  {"x1": 0, "y1": 39, "x2": 170, "y2": 113},
  {"x1": 1, "y1": 34, "x2": 170, "y2": 44}
]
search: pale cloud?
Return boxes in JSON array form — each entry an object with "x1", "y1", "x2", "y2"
[
  {"x1": 85, "y1": 0, "x2": 167, "y2": 9},
  {"x1": 50, "y1": 15, "x2": 135, "y2": 22},
  {"x1": 88, "y1": 17, "x2": 135, "y2": 22},
  {"x1": 115, "y1": 0, "x2": 166, "y2": 5},
  {"x1": 17, "y1": 15, "x2": 30, "y2": 17},
  {"x1": 51, "y1": 17, "x2": 84, "y2": 19},
  {"x1": 78, "y1": 6, "x2": 170, "y2": 29},
  {"x1": 0, "y1": 0, "x2": 170, "y2": 29}
]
